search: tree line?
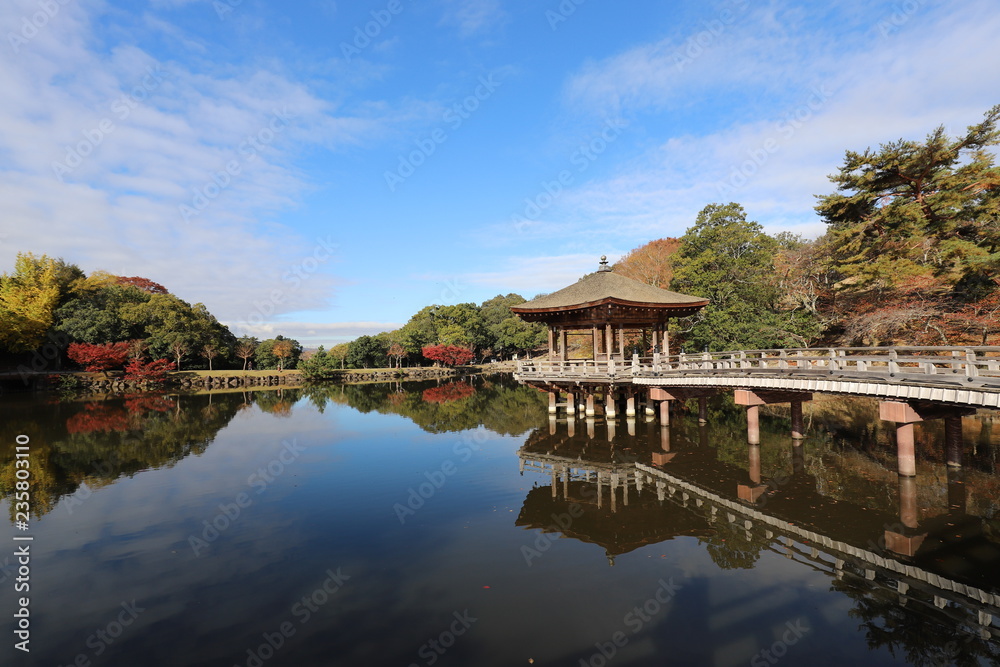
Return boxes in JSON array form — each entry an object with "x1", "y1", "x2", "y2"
[
  {"x1": 0, "y1": 260, "x2": 306, "y2": 374},
  {"x1": 0, "y1": 254, "x2": 546, "y2": 374}
]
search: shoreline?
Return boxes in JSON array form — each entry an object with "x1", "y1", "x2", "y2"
[{"x1": 0, "y1": 363, "x2": 517, "y2": 396}]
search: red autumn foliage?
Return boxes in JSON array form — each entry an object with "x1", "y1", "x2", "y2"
[
  {"x1": 67, "y1": 342, "x2": 131, "y2": 373},
  {"x1": 422, "y1": 381, "x2": 476, "y2": 403},
  {"x1": 421, "y1": 345, "x2": 474, "y2": 367},
  {"x1": 66, "y1": 404, "x2": 129, "y2": 434},
  {"x1": 123, "y1": 358, "x2": 176, "y2": 383},
  {"x1": 115, "y1": 276, "x2": 169, "y2": 294},
  {"x1": 123, "y1": 394, "x2": 175, "y2": 413}
]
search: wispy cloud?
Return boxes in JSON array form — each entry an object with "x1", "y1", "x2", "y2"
[
  {"x1": 438, "y1": 0, "x2": 507, "y2": 38},
  {"x1": 234, "y1": 321, "x2": 402, "y2": 345},
  {"x1": 536, "y1": 0, "x2": 1000, "y2": 242}
]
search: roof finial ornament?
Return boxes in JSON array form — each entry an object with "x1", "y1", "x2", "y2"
[{"x1": 598, "y1": 255, "x2": 610, "y2": 272}]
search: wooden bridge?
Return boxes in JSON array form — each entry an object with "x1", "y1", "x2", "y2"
[{"x1": 516, "y1": 346, "x2": 1000, "y2": 409}]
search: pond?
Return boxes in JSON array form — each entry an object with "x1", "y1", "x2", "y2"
[{"x1": 2, "y1": 376, "x2": 1000, "y2": 666}]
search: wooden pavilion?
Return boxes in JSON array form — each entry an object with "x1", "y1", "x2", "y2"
[{"x1": 511, "y1": 256, "x2": 708, "y2": 361}]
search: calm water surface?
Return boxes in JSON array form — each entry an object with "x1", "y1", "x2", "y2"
[{"x1": 2, "y1": 376, "x2": 1000, "y2": 666}]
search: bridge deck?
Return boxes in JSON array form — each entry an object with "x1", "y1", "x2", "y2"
[{"x1": 515, "y1": 347, "x2": 1000, "y2": 408}]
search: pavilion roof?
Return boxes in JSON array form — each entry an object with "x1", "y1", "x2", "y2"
[{"x1": 511, "y1": 266, "x2": 707, "y2": 314}]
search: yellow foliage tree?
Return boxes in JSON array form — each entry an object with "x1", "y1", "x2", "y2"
[{"x1": 0, "y1": 253, "x2": 61, "y2": 353}]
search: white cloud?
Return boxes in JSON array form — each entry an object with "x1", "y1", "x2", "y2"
[{"x1": 0, "y1": 0, "x2": 392, "y2": 322}]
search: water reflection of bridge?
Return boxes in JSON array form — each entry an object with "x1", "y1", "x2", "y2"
[{"x1": 516, "y1": 416, "x2": 1000, "y2": 650}]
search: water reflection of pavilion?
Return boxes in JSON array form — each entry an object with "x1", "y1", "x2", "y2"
[{"x1": 517, "y1": 416, "x2": 1000, "y2": 651}]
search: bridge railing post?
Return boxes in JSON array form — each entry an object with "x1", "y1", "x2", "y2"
[
  {"x1": 966, "y1": 349, "x2": 979, "y2": 378},
  {"x1": 779, "y1": 349, "x2": 788, "y2": 370},
  {"x1": 827, "y1": 348, "x2": 838, "y2": 371},
  {"x1": 631, "y1": 353, "x2": 639, "y2": 376}
]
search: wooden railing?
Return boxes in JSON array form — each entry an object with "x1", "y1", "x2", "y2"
[{"x1": 515, "y1": 347, "x2": 1000, "y2": 389}]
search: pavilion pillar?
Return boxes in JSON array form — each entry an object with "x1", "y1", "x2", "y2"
[
  {"x1": 618, "y1": 327, "x2": 625, "y2": 357},
  {"x1": 605, "y1": 323, "x2": 613, "y2": 361},
  {"x1": 651, "y1": 326, "x2": 659, "y2": 354},
  {"x1": 592, "y1": 327, "x2": 599, "y2": 360},
  {"x1": 559, "y1": 328, "x2": 567, "y2": 362},
  {"x1": 547, "y1": 328, "x2": 555, "y2": 361},
  {"x1": 663, "y1": 326, "x2": 670, "y2": 358}
]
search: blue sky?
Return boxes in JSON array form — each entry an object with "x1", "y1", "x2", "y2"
[{"x1": 2, "y1": 0, "x2": 998, "y2": 346}]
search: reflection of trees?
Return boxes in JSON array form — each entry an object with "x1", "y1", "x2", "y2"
[
  {"x1": 302, "y1": 375, "x2": 547, "y2": 435},
  {"x1": 253, "y1": 389, "x2": 296, "y2": 417},
  {"x1": 0, "y1": 391, "x2": 272, "y2": 521},
  {"x1": 835, "y1": 576, "x2": 1000, "y2": 666},
  {"x1": 422, "y1": 381, "x2": 475, "y2": 403}
]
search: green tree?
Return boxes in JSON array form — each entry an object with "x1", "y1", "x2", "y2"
[
  {"x1": 816, "y1": 105, "x2": 1000, "y2": 297},
  {"x1": 55, "y1": 282, "x2": 151, "y2": 344},
  {"x1": 254, "y1": 335, "x2": 302, "y2": 370},
  {"x1": 346, "y1": 335, "x2": 387, "y2": 369},
  {"x1": 299, "y1": 345, "x2": 341, "y2": 379},
  {"x1": 671, "y1": 203, "x2": 819, "y2": 351}
]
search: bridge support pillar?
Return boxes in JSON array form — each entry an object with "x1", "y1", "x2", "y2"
[
  {"x1": 644, "y1": 391, "x2": 656, "y2": 417},
  {"x1": 791, "y1": 401, "x2": 804, "y2": 440},
  {"x1": 653, "y1": 426, "x2": 675, "y2": 466},
  {"x1": 738, "y1": 444, "x2": 768, "y2": 503},
  {"x1": 880, "y1": 401, "x2": 974, "y2": 477},
  {"x1": 746, "y1": 405, "x2": 760, "y2": 445},
  {"x1": 548, "y1": 391, "x2": 557, "y2": 414},
  {"x1": 605, "y1": 391, "x2": 617, "y2": 418},
  {"x1": 884, "y1": 476, "x2": 926, "y2": 557},
  {"x1": 698, "y1": 397, "x2": 708, "y2": 425},
  {"x1": 625, "y1": 393, "x2": 636, "y2": 417},
  {"x1": 945, "y1": 414, "x2": 963, "y2": 468},
  {"x1": 948, "y1": 466, "x2": 966, "y2": 513},
  {"x1": 734, "y1": 390, "x2": 812, "y2": 446},
  {"x1": 566, "y1": 391, "x2": 575, "y2": 415},
  {"x1": 659, "y1": 400, "x2": 670, "y2": 426},
  {"x1": 585, "y1": 393, "x2": 595, "y2": 417}
]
